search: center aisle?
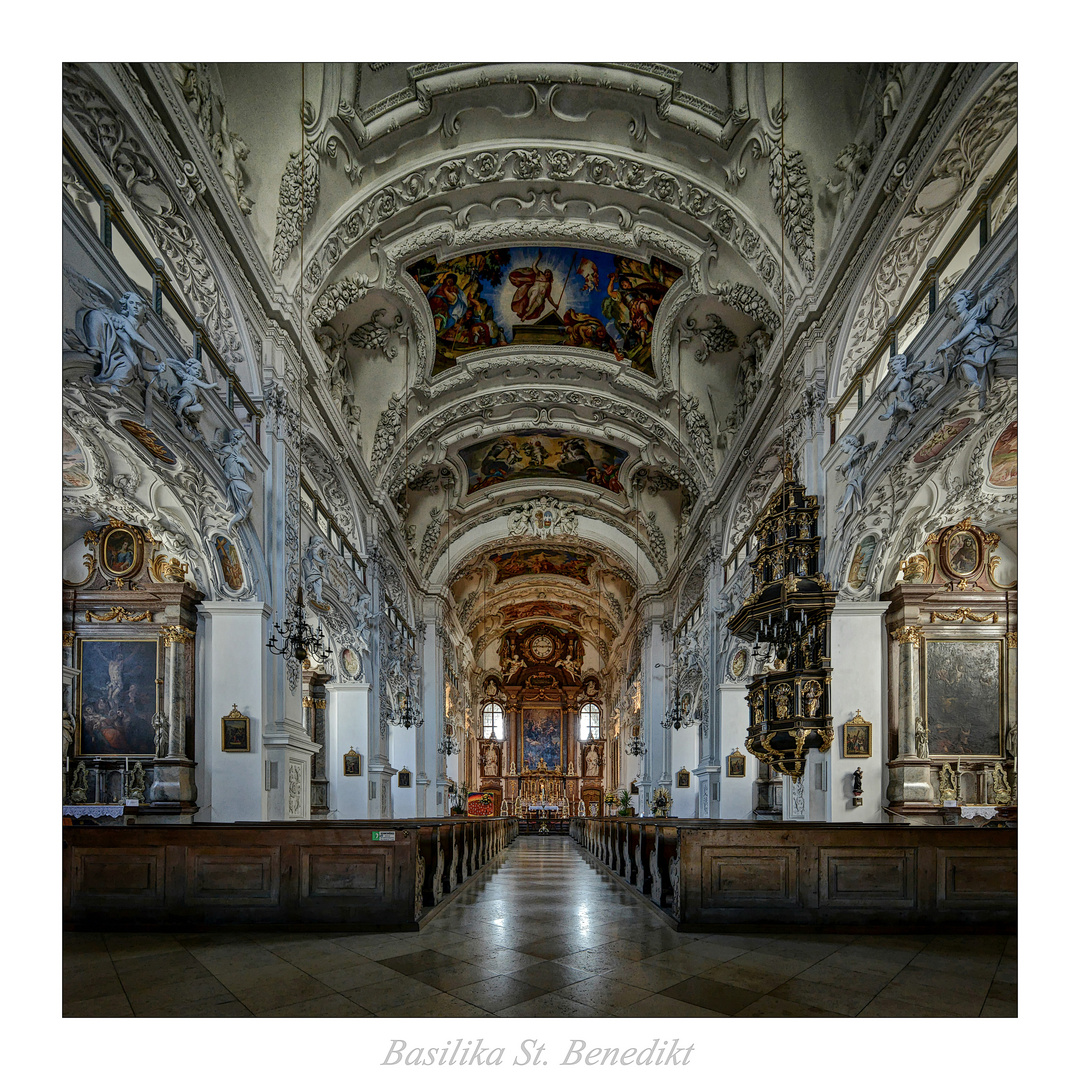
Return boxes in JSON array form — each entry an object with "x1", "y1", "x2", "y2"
[{"x1": 63, "y1": 835, "x2": 1015, "y2": 1017}]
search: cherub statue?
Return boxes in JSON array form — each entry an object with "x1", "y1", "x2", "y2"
[
  {"x1": 934, "y1": 266, "x2": 1016, "y2": 409},
  {"x1": 877, "y1": 353, "x2": 935, "y2": 447},
  {"x1": 214, "y1": 428, "x2": 255, "y2": 530},
  {"x1": 825, "y1": 143, "x2": 872, "y2": 230},
  {"x1": 835, "y1": 432, "x2": 877, "y2": 520},
  {"x1": 213, "y1": 106, "x2": 253, "y2": 215},
  {"x1": 64, "y1": 269, "x2": 164, "y2": 393},
  {"x1": 166, "y1": 355, "x2": 217, "y2": 426}
]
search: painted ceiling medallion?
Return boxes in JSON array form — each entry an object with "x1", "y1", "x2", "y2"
[
  {"x1": 490, "y1": 548, "x2": 594, "y2": 585},
  {"x1": 408, "y1": 246, "x2": 682, "y2": 376},
  {"x1": 462, "y1": 429, "x2": 627, "y2": 495}
]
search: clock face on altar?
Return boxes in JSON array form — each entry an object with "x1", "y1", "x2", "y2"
[{"x1": 530, "y1": 634, "x2": 554, "y2": 660}]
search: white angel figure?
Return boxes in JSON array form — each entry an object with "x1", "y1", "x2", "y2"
[
  {"x1": 935, "y1": 264, "x2": 1017, "y2": 409},
  {"x1": 64, "y1": 268, "x2": 164, "y2": 393},
  {"x1": 167, "y1": 355, "x2": 217, "y2": 425},
  {"x1": 214, "y1": 428, "x2": 254, "y2": 530}
]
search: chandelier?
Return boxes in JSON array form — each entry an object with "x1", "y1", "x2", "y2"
[
  {"x1": 392, "y1": 685, "x2": 424, "y2": 730},
  {"x1": 266, "y1": 63, "x2": 330, "y2": 671},
  {"x1": 626, "y1": 728, "x2": 647, "y2": 756},
  {"x1": 267, "y1": 583, "x2": 331, "y2": 664},
  {"x1": 438, "y1": 729, "x2": 460, "y2": 756}
]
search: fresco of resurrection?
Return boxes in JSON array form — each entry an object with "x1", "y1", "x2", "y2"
[{"x1": 408, "y1": 246, "x2": 682, "y2": 376}]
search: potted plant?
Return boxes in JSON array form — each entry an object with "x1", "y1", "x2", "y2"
[
  {"x1": 617, "y1": 789, "x2": 632, "y2": 816},
  {"x1": 650, "y1": 786, "x2": 672, "y2": 818}
]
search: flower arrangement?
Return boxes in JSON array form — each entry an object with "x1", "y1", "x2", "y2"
[
  {"x1": 650, "y1": 786, "x2": 672, "y2": 817},
  {"x1": 603, "y1": 790, "x2": 619, "y2": 807}
]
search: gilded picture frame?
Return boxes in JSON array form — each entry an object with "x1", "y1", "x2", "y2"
[
  {"x1": 842, "y1": 712, "x2": 872, "y2": 758},
  {"x1": 343, "y1": 749, "x2": 362, "y2": 776},
  {"x1": 99, "y1": 522, "x2": 144, "y2": 580},
  {"x1": 221, "y1": 706, "x2": 250, "y2": 752},
  {"x1": 398, "y1": 768, "x2": 412, "y2": 788},
  {"x1": 676, "y1": 768, "x2": 691, "y2": 788},
  {"x1": 941, "y1": 527, "x2": 983, "y2": 579},
  {"x1": 727, "y1": 749, "x2": 747, "y2": 778}
]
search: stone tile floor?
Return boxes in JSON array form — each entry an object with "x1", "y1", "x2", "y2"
[{"x1": 63, "y1": 836, "x2": 1016, "y2": 1017}]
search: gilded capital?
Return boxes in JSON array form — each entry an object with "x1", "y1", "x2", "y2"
[{"x1": 890, "y1": 625, "x2": 924, "y2": 646}]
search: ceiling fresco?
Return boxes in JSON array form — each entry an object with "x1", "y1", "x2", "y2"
[
  {"x1": 461, "y1": 428, "x2": 627, "y2": 495},
  {"x1": 490, "y1": 548, "x2": 595, "y2": 585},
  {"x1": 407, "y1": 247, "x2": 683, "y2": 376},
  {"x1": 500, "y1": 600, "x2": 583, "y2": 626}
]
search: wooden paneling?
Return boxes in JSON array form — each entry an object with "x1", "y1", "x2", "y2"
[
  {"x1": 703, "y1": 847, "x2": 799, "y2": 905},
  {"x1": 574, "y1": 819, "x2": 1016, "y2": 931},
  {"x1": 63, "y1": 818, "x2": 518, "y2": 931},
  {"x1": 818, "y1": 847, "x2": 916, "y2": 908},
  {"x1": 74, "y1": 847, "x2": 165, "y2": 904}
]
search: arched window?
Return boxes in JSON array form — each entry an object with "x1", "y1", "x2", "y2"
[
  {"x1": 481, "y1": 702, "x2": 504, "y2": 741},
  {"x1": 580, "y1": 702, "x2": 601, "y2": 742}
]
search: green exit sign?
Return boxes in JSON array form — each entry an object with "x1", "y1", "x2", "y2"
[{"x1": 372, "y1": 830, "x2": 396, "y2": 841}]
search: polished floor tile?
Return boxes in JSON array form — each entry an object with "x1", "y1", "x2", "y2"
[{"x1": 62, "y1": 835, "x2": 1015, "y2": 1017}]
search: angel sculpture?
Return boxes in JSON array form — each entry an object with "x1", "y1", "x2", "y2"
[
  {"x1": 64, "y1": 269, "x2": 164, "y2": 393},
  {"x1": 166, "y1": 355, "x2": 217, "y2": 426},
  {"x1": 302, "y1": 536, "x2": 331, "y2": 607},
  {"x1": 824, "y1": 143, "x2": 872, "y2": 232},
  {"x1": 835, "y1": 432, "x2": 877, "y2": 520},
  {"x1": 935, "y1": 265, "x2": 1016, "y2": 409},
  {"x1": 214, "y1": 428, "x2": 255, "y2": 530},
  {"x1": 876, "y1": 352, "x2": 935, "y2": 446}
]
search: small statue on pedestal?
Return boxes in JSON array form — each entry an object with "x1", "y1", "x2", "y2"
[
  {"x1": 128, "y1": 761, "x2": 147, "y2": 802},
  {"x1": 991, "y1": 762, "x2": 1012, "y2": 805},
  {"x1": 69, "y1": 761, "x2": 89, "y2": 804},
  {"x1": 852, "y1": 768, "x2": 864, "y2": 807},
  {"x1": 938, "y1": 762, "x2": 958, "y2": 802},
  {"x1": 914, "y1": 715, "x2": 930, "y2": 759},
  {"x1": 153, "y1": 711, "x2": 170, "y2": 758}
]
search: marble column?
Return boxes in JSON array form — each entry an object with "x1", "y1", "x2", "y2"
[{"x1": 885, "y1": 624, "x2": 936, "y2": 810}]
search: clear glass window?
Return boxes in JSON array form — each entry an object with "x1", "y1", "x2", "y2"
[
  {"x1": 580, "y1": 702, "x2": 601, "y2": 742},
  {"x1": 482, "y1": 702, "x2": 504, "y2": 741}
]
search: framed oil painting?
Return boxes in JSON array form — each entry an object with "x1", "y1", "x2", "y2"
[
  {"x1": 727, "y1": 749, "x2": 746, "y2": 778},
  {"x1": 99, "y1": 522, "x2": 144, "y2": 580},
  {"x1": 842, "y1": 711, "x2": 872, "y2": 758},
  {"x1": 730, "y1": 648, "x2": 748, "y2": 681},
  {"x1": 214, "y1": 535, "x2": 245, "y2": 591},
  {"x1": 922, "y1": 638, "x2": 1004, "y2": 757},
  {"x1": 343, "y1": 748, "x2": 362, "y2": 776},
  {"x1": 522, "y1": 707, "x2": 562, "y2": 770},
  {"x1": 942, "y1": 528, "x2": 982, "y2": 579},
  {"x1": 398, "y1": 768, "x2": 412, "y2": 788},
  {"x1": 676, "y1": 768, "x2": 691, "y2": 788},
  {"x1": 221, "y1": 705, "x2": 250, "y2": 752},
  {"x1": 77, "y1": 638, "x2": 159, "y2": 756}
]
